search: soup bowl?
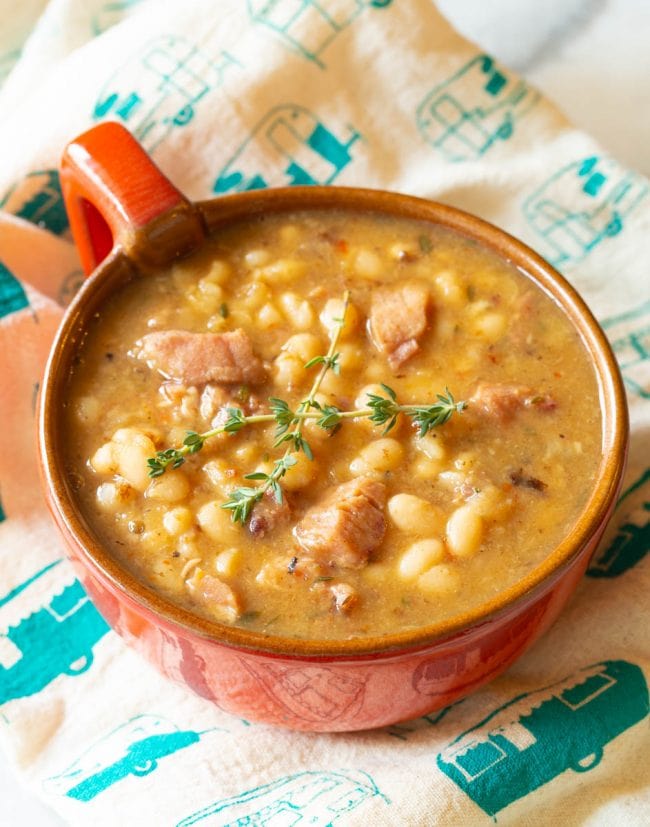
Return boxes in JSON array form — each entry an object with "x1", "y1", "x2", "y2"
[{"x1": 38, "y1": 123, "x2": 628, "y2": 731}]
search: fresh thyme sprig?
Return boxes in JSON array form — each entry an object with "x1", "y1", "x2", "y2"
[
  {"x1": 145, "y1": 289, "x2": 466, "y2": 525},
  {"x1": 220, "y1": 291, "x2": 351, "y2": 521},
  {"x1": 146, "y1": 408, "x2": 271, "y2": 477},
  {"x1": 366, "y1": 384, "x2": 466, "y2": 436},
  {"x1": 148, "y1": 384, "x2": 466, "y2": 478},
  {"x1": 220, "y1": 454, "x2": 297, "y2": 523}
]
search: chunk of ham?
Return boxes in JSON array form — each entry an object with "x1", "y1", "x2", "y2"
[
  {"x1": 186, "y1": 572, "x2": 241, "y2": 623},
  {"x1": 293, "y1": 477, "x2": 387, "y2": 569},
  {"x1": 200, "y1": 384, "x2": 268, "y2": 430},
  {"x1": 199, "y1": 383, "x2": 231, "y2": 424},
  {"x1": 330, "y1": 582, "x2": 358, "y2": 614},
  {"x1": 470, "y1": 382, "x2": 556, "y2": 421},
  {"x1": 369, "y1": 282, "x2": 430, "y2": 370},
  {"x1": 249, "y1": 490, "x2": 292, "y2": 538},
  {"x1": 135, "y1": 329, "x2": 266, "y2": 386}
]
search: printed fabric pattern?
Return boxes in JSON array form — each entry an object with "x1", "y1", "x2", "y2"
[{"x1": 0, "y1": 1, "x2": 648, "y2": 825}]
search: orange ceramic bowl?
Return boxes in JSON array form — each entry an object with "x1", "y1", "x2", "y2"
[{"x1": 38, "y1": 123, "x2": 628, "y2": 731}]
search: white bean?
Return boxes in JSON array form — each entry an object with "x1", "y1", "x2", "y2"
[
  {"x1": 280, "y1": 293, "x2": 315, "y2": 330},
  {"x1": 202, "y1": 459, "x2": 235, "y2": 493},
  {"x1": 203, "y1": 259, "x2": 232, "y2": 285},
  {"x1": 350, "y1": 438, "x2": 403, "y2": 476},
  {"x1": 282, "y1": 333, "x2": 323, "y2": 363},
  {"x1": 255, "y1": 561, "x2": 286, "y2": 588},
  {"x1": 96, "y1": 481, "x2": 134, "y2": 510},
  {"x1": 446, "y1": 504, "x2": 484, "y2": 558},
  {"x1": 188, "y1": 279, "x2": 222, "y2": 313},
  {"x1": 417, "y1": 564, "x2": 461, "y2": 594},
  {"x1": 242, "y1": 280, "x2": 270, "y2": 310},
  {"x1": 337, "y1": 344, "x2": 363, "y2": 371},
  {"x1": 415, "y1": 433, "x2": 446, "y2": 462},
  {"x1": 257, "y1": 302, "x2": 283, "y2": 329},
  {"x1": 470, "y1": 485, "x2": 513, "y2": 522},
  {"x1": 355, "y1": 383, "x2": 387, "y2": 410},
  {"x1": 319, "y1": 298, "x2": 359, "y2": 339},
  {"x1": 282, "y1": 452, "x2": 317, "y2": 491},
  {"x1": 90, "y1": 442, "x2": 116, "y2": 475},
  {"x1": 145, "y1": 472, "x2": 190, "y2": 504},
  {"x1": 215, "y1": 547, "x2": 241, "y2": 576},
  {"x1": 434, "y1": 270, "x2": 464, "y2": 305},
  {"x1": 273, "y1": 352, "x2": 305, "y2": 390},
  {"x1": 388, "y1": 494, "x2": 446, "y2": 535},
  {"x1": 352, "y1": 248, "x2": 382, "y2": 280},
  {"x1": 398, "y1": 539, "x2": 445, "y2": 580},
  {"x1": 473, "y1": 311, "x2": 506, "y2": 341},
  {"x1": 162, "y1": 506, "x2": 193, "y2": 536},
  {"x1": 177, "y1": 532, "x2": 200, "y2": 559},
  {"x1": 244, "y1": 249, "x2": 271, "y2": 268},
  {"x1": 197, "y1": 501, "x2": 240, "y2": 541},
  {"x1": 114, "y1": 434, "x2": 156, "y2": 492},
  {"x1": 255, "y1": 259, "x2": 307, "y2": 284},
  {"x1": 412, "y1": 456, "x2": 443, "y2": 480}
]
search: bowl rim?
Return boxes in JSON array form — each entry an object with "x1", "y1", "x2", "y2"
[{"x1": 39, "y1": 186, "x2": 629, "y2": 658}]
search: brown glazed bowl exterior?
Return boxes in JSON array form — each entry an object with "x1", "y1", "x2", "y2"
[{"x1": 38, "y1": 128, "x2": 628, "y2": 732}]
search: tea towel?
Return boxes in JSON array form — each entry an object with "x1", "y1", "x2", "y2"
[{"x1": 0, "y1": 1, "x2": 648, "y2": 825}]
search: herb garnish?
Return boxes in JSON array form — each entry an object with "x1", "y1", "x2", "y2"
[{"x1": 147, "y1": 291, "x2": 466, "y2": 524}]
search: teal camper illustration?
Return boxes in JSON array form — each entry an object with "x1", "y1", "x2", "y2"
[
  {"x1": 416, "y1": 54, "x2": 538, "y2": 162},
  {"x1": 589, "y1": 468, "x2": 650, "y2": 577},
  {"x1": 0, "y1": 261, "x2": 28, "y2": 320},
  {"x1": 45, "y1": 715, "x2": 203, "y2": 801},
  {"x1": 213, "y1": 105, "x2": 360, "y2": 193},
  {"x1": 93, "y1": 36, "x2": 239, "y2": 151},
  {"x1": 247, "y1": 1, "x2": 393, "y2": 67},
  {"x1": 177, "y1": 769, "x2": 386, "y2": 826},
  {"x1": 0, "y1": 561, "x2": 109, "y2": 706},
  {"x1": 437, "y1": 660, "x2": 649, "y2": 816},
  {"x1": 602, "y1": 299, "x2": 650, "y2": 400},
  {"x1": 523, "y1": 157, "x2": 648, "y2": 268},
  {"x1": 0, "y1": 169, "x2": 69, "y2": 236}
]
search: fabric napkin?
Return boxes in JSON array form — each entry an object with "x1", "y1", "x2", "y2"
[{"x1": 0, "y1": 1, "x2": 648, "y2": 824}]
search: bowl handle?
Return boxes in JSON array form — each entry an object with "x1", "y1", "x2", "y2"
[{"x1": 60, "y1": 122, "x2": 205, "y2": 275}]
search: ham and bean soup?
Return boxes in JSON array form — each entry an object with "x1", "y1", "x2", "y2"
[{"x1": 64, "y1": 210, "x2": 602, "y2": 640}]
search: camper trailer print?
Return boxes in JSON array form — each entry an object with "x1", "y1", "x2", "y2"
[
  {"x1": 213, "y1": 105, "x2": 360, "y2": 194},
  {"x1": 589, "y1": 468, "x2": 650, "y2": 577},
  {"x1": 0, "y1": 561, "x2": 109, "y2": 706},
  {"x1": 45, "y1": 715, "x2": 203, "y2": 801},
  {"x1": 247, "y1": 1, "x2": 393, "y2": 67},
  {"x1": 176, "y1": 769, "x2": 386, "y2": 826},
  {"x1": 416, "y1": 54, "x2": 538, "y2": 162},
  {"x1": 0, "y1": 261, "x2": 28, "y2": 319},
  {"x1": 437, "y1": 660, "x2": 649, "y2": 816},
  {"x1": 523, "y1": 156, "x2": 648, "y2": 268},
  {"x1": 0, "y1": 169, "x2": 69, "y2": 236},
  {"x1": 602, "y1": 299, "x2": 650, "y2": 400},
  {"x1": 93, "y1": 36, "x2": 239, "y2": 152}
]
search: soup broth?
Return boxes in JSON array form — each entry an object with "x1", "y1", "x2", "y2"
[{"x1": 63, "y1": 210, "x2": 602, "y2": 640}]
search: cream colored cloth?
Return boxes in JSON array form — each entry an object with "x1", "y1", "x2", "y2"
[{"x1": 0, "y1": 1, "x2": 648, "y2": 825}]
